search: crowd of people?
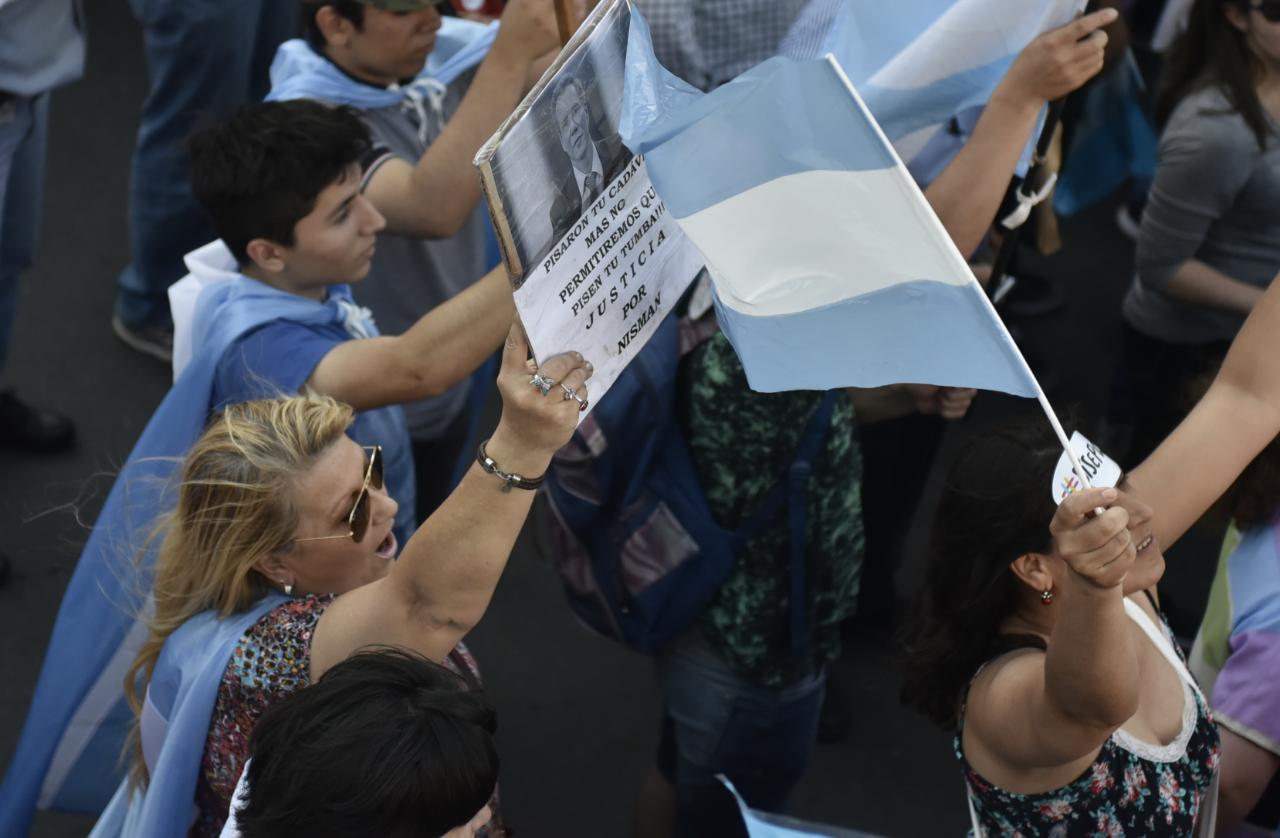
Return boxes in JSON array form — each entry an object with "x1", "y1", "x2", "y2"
[{"x1": 1, "y1": 0, "x2": 1278, "y2": 835}]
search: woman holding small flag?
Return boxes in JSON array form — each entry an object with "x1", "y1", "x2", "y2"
[{"x1": 904, "y1": 267, "x2": 1280, "y2": 835}]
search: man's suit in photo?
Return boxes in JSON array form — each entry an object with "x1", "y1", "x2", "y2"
[{"x1": 548, "y1": 132, "x2": 632, "y2": 240}]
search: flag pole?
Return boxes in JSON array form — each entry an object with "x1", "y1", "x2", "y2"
[{"x1": 825, "y1": 56, "x2": 1098, "y2": 493}]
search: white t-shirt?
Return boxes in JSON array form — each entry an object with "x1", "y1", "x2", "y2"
[{"x1": 218, "y1": 761, "x2": 251, "y2": 838}]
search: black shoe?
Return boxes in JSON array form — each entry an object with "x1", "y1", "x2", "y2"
[
  {"x1": 0, "y1": 553, "x2": 10, "y2": 588},
  {"x1": 0, "y1": 390, "x2": 76, "y2": 453},
  {"x1": 112, "y1": 314, "x2": 173, "y2": 363}
]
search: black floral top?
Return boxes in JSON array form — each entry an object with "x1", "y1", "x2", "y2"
[
  {"x1": 191, "y1": 595, "x2": 496, "y2": 837},
  {"x1": 957, "y1": 610, "x2": 1220, "y2": 837}
]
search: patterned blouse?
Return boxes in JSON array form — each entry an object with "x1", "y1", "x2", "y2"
[
  {"x1": 191, "y1": 595, "x2": 496, "y2": 837},
  {"x1": 958, "y1": 608, "x2": 1220, "y2": 837}
]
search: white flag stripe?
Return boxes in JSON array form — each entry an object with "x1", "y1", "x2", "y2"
[{"x1": 681, "y1": 167, "x2": 968, "y2": 317}]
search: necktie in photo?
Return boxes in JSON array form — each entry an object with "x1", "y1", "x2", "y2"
[{"x1": 583, "y1": 171, "x2": 601, "y2": 205}]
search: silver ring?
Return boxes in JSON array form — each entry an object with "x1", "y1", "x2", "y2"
[
  {"x1": 529, "y1": 372, "x2": 555, "y2": 396},
  {"x1": 560, "y1": 383, "x2": 588, "y2": 411},
  {"x1": 558, "y1": 384, "x2": 587, "y2": 412}
]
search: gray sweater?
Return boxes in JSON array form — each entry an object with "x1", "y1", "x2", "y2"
[{"x1": 1122, "y1": 86, "x2": 1280, "y2": 344}]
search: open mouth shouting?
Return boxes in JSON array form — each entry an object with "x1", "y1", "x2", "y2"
[{"x1": 374, "y1": 529, "x2": 398, "y2": 560}]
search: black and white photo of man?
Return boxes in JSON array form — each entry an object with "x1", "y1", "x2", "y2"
[
  {"x1": 547, "y1": 73, "x2": 632, "y2": 240},
  {"x1": 478, "y1": 0, "x2": 632, "y2": 282}
]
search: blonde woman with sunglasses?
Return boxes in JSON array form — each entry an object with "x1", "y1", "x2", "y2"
[{"x1": 89, "y1": 324, "x2": 588, "y2": 838}]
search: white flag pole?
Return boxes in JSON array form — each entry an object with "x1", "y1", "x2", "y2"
[{"x1": 826, "y1": 56, "x2": 1098, "y2": 493}]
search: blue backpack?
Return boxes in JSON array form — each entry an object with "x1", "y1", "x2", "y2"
[{"x1": 543, "y1": 309, "x2": 837, "y2": 656}]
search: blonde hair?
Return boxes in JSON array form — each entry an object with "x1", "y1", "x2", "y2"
[{"x1": 124, "y1": 393, "x2": 353, "y2": 786}]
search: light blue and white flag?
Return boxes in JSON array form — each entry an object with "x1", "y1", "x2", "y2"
[
  {"x1": 779, "y1": 0, "x2": 1084, "y2": 170},
  {"x1": 719, "y1": 776, "x2": 882, "y2": 838},
  {"x1": 621, "y1": 10, "x2": 1038, "y2": 397}
]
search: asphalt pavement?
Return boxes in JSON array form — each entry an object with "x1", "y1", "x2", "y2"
[{"x1": 0, "y1": 3, "x2": 1221, "y2": 836}]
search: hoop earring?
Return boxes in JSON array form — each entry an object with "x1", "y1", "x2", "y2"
[
  {"x1": 282, "y1": 580, "x2": 294, "y2": 596},
  {"x1": 1040, "y1": 589, "x2": 1053, "y2": 606}
]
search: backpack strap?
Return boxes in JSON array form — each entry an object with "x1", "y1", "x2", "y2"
[
  {"x1": 724, "y1": 391, "x2": 839, "y2": 671},
  {"x1": 786, "y1": 391, "x2": 839, "y2": 672}
]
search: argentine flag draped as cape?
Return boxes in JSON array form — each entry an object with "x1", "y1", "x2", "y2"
[
  {"x1": 620, "y1": 9, "x2": 1037, "y2": 397},
  {"x1": 0, "y1": 260, "x2": 396, "y2": 834}
]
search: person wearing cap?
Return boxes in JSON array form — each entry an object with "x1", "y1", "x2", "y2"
[{"x1": 261, "y1": 0, "x2": 560, "y2": 525}]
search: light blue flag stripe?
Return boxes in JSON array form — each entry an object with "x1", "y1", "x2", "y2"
[
  {"x1": 781, "y1": 0, "x2": 954, "y2": 72},
  {"x1": 715, "y1": 281, "x2": 1038, "y2": 396},
  {"x1": 777, "y1": 0, "x2": 1083, "y2": 179},
  {"x1": 622, "y1": 5, "x2": 1040, "y2": 399},
  {"x1": 719, "y1": 775, "x2": 883, "y2": 837},
  {"x1": 621, "y1": 13, "x2": 895, "y2": 220}
]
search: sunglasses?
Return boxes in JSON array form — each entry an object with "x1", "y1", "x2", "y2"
[
  {"x1": 294, "y1": 445, "x2": 384, "y2": 545},
  {"x1": 1246, "y1": 0, "x2": 1280, "y2": 22}
]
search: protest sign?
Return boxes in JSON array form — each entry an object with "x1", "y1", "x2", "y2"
[
  {"x1": 513, "y1": 153, "x2": 702, "y2": 414},
  {"x1": 476, "y1": 0, "x2": 703, "y2": 413}
]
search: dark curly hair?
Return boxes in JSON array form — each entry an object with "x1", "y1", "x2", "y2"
[
  {"x1": 1219, "y1": 431, "x2": 1280, "y2": 530},
  {"x1": 235, "y1": 646, "x2": 498, "y2": 838},
  {"x1": 901, "y1": 417, "x2": 1068, "y2": 730},
  {"x1": 188, "y1": 100, "x2": 371, "y2": 265}
]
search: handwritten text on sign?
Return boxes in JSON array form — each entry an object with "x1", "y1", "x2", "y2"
[{"x1": 514, "y1": 154, "x2": 703, "y2": 417}]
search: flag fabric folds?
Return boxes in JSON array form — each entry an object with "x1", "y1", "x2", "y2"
[
  {"x1": 778, "y1": 0, "x2": 1084, "y2": 169},
  {"x1": 620, "y1": 10, "x2": 1038, "y2": 397}
]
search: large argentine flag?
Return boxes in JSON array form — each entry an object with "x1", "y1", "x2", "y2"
[
  {"x1": 621, "y1": 9, "x2": 1037, "y2": 397},
  {"x1": 780, "y1": 0, "x2": 1084, "y2": 169}
]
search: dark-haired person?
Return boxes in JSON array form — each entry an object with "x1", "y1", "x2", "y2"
[
  {"x1": 1188, "y1": 432, "x2": 1280, "y2": 834},
  {"x1": 176, "y1": 99, "x2": 520, "y2": 544},
  {"x1": 903, "y1": 267, "x2": 1280, "y2": 834},
  {"x1": 219, "y1": 648, "x2": 498, "y2": 838},
  {"x1": 266, "y1": 0, "x2": 558, "y2": 521},
  {"x1": 0, "y1": 100, "x2": 549, "y2": 834},
  {"x1": 1117, "y1": 0, "x2": 1280, "y2": 463}
]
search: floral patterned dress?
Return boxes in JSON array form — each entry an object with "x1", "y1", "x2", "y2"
[
  {"x1": 190, "y1": 595, "x2": 499, "y2": 837},
  {"x1": 958, "y1": 606, "x2": 1220, "y2": 837}
]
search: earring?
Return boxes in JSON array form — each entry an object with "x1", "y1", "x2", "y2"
[
  {"x1": 1040, "y1": 589, "x2": 1053, "y2": 606},
  {"x1": 282, "y1": 580, "x2": 294, "y2": 596}
]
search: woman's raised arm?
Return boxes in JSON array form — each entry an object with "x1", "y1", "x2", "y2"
[
  {"x1": 1128, "y1": 269, "x2": 1280, "y2": 548},
  {"x1": 310, "y1": 321, "x2": 589, "y2": 676}
]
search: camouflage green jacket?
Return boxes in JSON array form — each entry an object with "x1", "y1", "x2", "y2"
[{"x1": 681, "y1": 331, "x2": 864, "y2": 688}]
